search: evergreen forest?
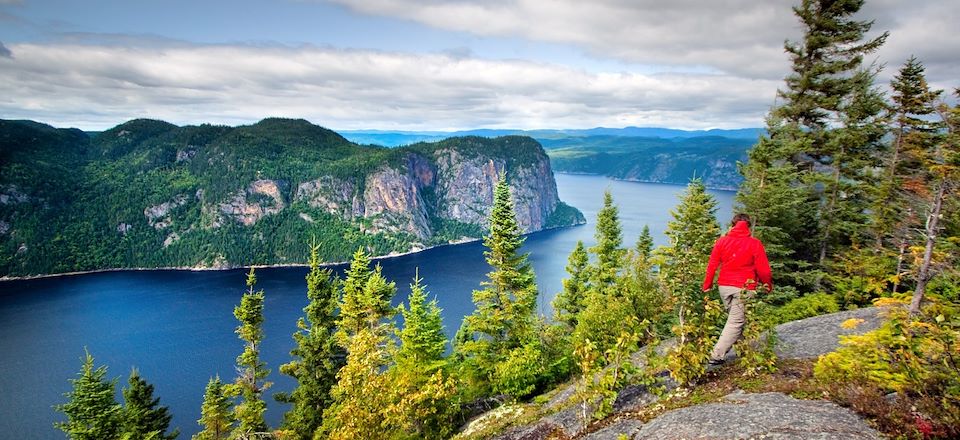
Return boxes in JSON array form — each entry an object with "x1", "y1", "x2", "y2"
[{"x1": 51, "y1": 0, "x2": 960, "y2": 439}]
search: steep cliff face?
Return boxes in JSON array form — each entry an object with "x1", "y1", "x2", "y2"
[
  {"x1": 0, "y1": 118, "x2": 584, "y2": 276},
  {"x1": 292, "y1": 146, "x2": 565, "y2": 240}
]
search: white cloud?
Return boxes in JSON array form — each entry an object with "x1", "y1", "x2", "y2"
[
  {"x1": 328, "y1": 0, "x2": 959, "y2": 86},
  {"x1": 0, "y1": 42, "x2": 780, "y2": 130}
]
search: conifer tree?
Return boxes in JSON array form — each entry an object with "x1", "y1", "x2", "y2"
[
  {"x1": 635, "y1": 225, "x2": 654, "y2": 264},
  {"x1": 392, "y1": 275, "x2": 457, "y2": 439},
  {"x1": 321, "y1": 262, "x2": 399, "y2": 440},
  {"x1": 396, "y1": 273, "x2": 447, "y2": 370},
  {"x1": 337, "y1": 247, "x2": 394, "y2": 338},
  {"x1": 229, "y1": 268, "x2": 270, "y2": 437},
  {"x1": 874, "y1": 58, "x2": 942, "y2": 292},
  {"x1": 122, "y1": 369, "x2": 178, "y2": 439},
  {"x1": 659, "y1": 179, "x2": 722, "y2": 383},
  {"x1": 194, "y1": 376, "x2": 233, "y2": 440},
  {"x1": 320, "y1": 326, "x2": 395, "y2": 440},
  {"x1": 660, "y1": 179, "x2": 720, "y2": 306},
  {"x1": 457, "y1": 175, "x2": 542, "y2": 397},
  {"x1": 738, "y1": 0, "x2": 889, "y2": 286},
  {"x1": 276, "y1": 242, "x2": 344, "y2": 440},
  {"x1": 590, "y1": 190, "x2": 625, "y2": 288},
  {"x1": 55, "y1": 351, "x2": 123, "y2": 440},
  {"x1": 553, "y1": 240, "x2": 589, "y2": 328}
]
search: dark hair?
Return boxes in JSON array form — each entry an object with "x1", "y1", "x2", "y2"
[{"x1": 731, "y1": 213, "x2": 752, "y2": 228}]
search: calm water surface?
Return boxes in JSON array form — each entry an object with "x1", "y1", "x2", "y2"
[{"x1": 0, "y1": 174, "x2": 733, "y2": 438}]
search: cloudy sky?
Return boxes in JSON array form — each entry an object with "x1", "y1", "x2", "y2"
[{"x1": 0, "y1": 0, "x2": 956, "y2": 131}]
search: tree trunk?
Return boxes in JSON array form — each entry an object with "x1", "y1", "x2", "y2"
[{"x1": 910, "y1": 182, "x2": 945, "y2": 315}]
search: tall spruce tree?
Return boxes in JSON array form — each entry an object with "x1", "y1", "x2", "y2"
[
  {"x1": 553, "y1": 240, "x2": 589, "y2": 328},
  {"x1": 194, "y1": 376, "x2": 233, "y2": 440},
  {"x1": 55, "y1": 351, "x2": 123, "y2": 440},
  {"x1": 874, "y1": 58, "x2": 942, "y2": 293},
  {"x1": 457, "y1": 175, "x2": 542, "y2": 397},
  {"x1": 229, "y1": 268, "x2": 270, "y2": 437},
  {"x1": 122, "y1": 369, "x2": 178, "y2": 439},
  {"x1": 276, "y1": 242, "x2": 344, "y2": 440},
  {"x1": 738, "y1": 0, "x2": 889, "y2": 287}
]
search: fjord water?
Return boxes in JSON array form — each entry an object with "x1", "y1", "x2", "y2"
[{"x1": 0, "y1": 174, "x2": 733, "y2": 438}]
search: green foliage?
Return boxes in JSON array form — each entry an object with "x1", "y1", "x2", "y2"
[
  {"x1": 55, "y1": 351, "x2": 123, "y2": 440},
  {"x1": 194, "y1": 377, "x2": 233, "y2": 440},
  {"x1": 574, "y1": 327, "x2": 658, "y2": 422},
  {"x1": 337, "y1": 247, "x2": 396, "y2": 338},
  {"x1": 589, "y1": 191, "x2": 625, "y2": 288},
  {"x1": 815, "y1": 295, "x2": 960, "y2": 432},
  {"x1": 543, "y1": 135, "x2": 751, "y2": 189},
  {"x1": 276, "y1": 242, "x2": 344, "y2": 440},
  {"x1": 391, "y1": 276, "x2": 458, "y2": 440},
  {"x1": 665, "y1": 295, "x2": 724, "y2": 385},
  {"x1": 553, "y1": 240, "x2": 589, "y2": 328},
  {"x1": 456, "y1": 177, "x2": 542, "y2": 399},
  {"x1": 734, "y1": 291, "x2": 779, "y2": 377},
  {"x1": 772, "y1": 293, "x2": 840, "y2": 325},
  {"x1": 1, "y1": 118, "x2": 583, "y2": 278},
  {"x1": 396, "y1": 275, "x2": 447, "y2": 371},
  {"x1": 658, "y1": 179, "x2": 723, "y2": 385},
  {"x1": 122, "y1": 369, "x2": 178, "y2": 440},
  {"x1": 229, "y1": 268, "x2": 271, "y2": 437},
  {"x1": 319, "y1": 328, "x2": 394, "y2": 440}
]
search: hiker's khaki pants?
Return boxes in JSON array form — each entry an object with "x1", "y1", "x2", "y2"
[{"x1": 711, "y1": 286, "x2": 748, "y2": 361}]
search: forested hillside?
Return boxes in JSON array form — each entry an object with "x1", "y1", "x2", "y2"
[
  {"x1": 0, "y1": 118, "x2": 583, "y2": 277},
  {"x1": 540, "y1": 135, "x2": 752, "y2": 190}
]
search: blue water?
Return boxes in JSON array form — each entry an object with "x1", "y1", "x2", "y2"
[{"x1": 0, "y1": 174, "x2": 733, "y2": 438}]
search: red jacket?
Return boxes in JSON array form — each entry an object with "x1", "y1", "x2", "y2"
[{"x1": 702, "y1": 221, "x2": 772, "y2": 291}]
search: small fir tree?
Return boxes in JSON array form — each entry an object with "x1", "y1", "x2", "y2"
[
  {"x1": 122, "y1": 368, "x2": 178, "y2": 439},
  {"x1": 658, "y1": 179, "x2": 723, "y2": 384},
  {"x1": 55, "y1": 350, "x2": 123, "y2": 440},
  {"x1": 336, "y1": 247, "x2": 394, "y2": 338},
  {"x1": 392, "y1": 274, "x2": 457, "y2": 439},
  {"x1": 590, "y1": 190, "x2": 625, "y2": 289},
  {"x1": 229, "y1": 268, "x2": 270, "y2": 437},
  {"x1": 553, "y1": 240, "x2": 589, "y2": 328},
  {"x1": 194, "y1": 376, "x2": 233, "y2": 440}
]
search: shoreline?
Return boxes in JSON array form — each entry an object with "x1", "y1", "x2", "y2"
[
  {"x1": 0, "y1": 223, "x2": 584, "y2": 283},
  {"x1": 555, "y1": 171, "x2": 738, "y2": 192}
]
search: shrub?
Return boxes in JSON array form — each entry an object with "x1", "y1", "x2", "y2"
[{"x1": 772, "y1": 293, "x2": 840, "y2": 324}]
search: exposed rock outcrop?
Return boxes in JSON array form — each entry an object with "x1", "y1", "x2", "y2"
[
  {"x1": 632, "y1": 391, "x2": 882, "y2": 440},
  {"x1": 475, "y1": 307, "x2": 893, "y2": 440},
  {"x1": 144, "y1": 195, "x2": 189, "y2": 229},
  {"x1": 293, "y1": 148, "x2": 566, "y2": 240},
  {"x1": 217, "y1": 179, "x2": 286, "y2": 226}
]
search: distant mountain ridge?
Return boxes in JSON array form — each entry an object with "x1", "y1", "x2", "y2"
[
  {"x1": 340, "y1": 127, "x2": 760, "y2": 190},
  {"x1": 340, "y1": 126, "x2": 764, "y2": 147},
  {"x1": 0, "y1": 118, "x2": 583, "y2": 277}
]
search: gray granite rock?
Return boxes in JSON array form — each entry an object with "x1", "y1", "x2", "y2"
[
  {"x1": 634, "y1": 391, "x2": 883, "y2": 439},
  {"x1": 583, "y1": 419, "x2": 644, "y2": 440},
  {"x1": 774, "y1": 306, "x2": 889, "y2": 359}
]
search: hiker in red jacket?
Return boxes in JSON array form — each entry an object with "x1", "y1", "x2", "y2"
[{"x1": 702, "y1": 213, "x2": 772, "y2": 366}]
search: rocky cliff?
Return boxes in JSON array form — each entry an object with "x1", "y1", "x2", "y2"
[{"x1": 0, "y1": 118, "x2": 584, "y2": 276}]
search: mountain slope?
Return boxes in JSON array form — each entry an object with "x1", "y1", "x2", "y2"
[{"x1": 0, "y1": 119, "x2": 583, "y2": 277}]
